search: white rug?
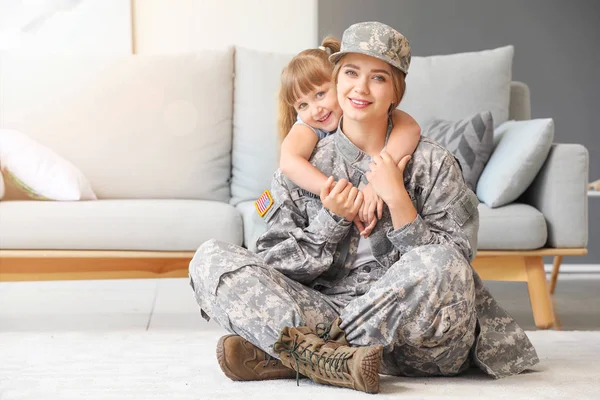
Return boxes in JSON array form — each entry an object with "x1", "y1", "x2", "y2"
[{"x1": 0, "y1": 330, "x2": 597, "y2": 400}]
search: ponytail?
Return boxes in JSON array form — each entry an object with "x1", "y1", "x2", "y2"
[{"x1": 319, "y1": 36, "x2": 340, "y2": 54}]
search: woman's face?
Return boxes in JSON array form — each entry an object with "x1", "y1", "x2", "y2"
[{"x1": 336, "y1": 53, "x2": 395, "y2": 124}]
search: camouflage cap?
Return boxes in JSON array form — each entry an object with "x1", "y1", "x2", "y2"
[{"x1": 329, "y1": 21, "x2": 411, "y2": 74}]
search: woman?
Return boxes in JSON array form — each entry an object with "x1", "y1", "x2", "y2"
[
  {"x1": 276, "y1": 35, "x2": 420, "y2": 238},
  {"x1": 189, "y1": 21, "x2": 538, "y2": 394}
]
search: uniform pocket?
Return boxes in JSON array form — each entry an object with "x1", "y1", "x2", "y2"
[
  {"x1": 403, "y1": 299, "x2": 473, "y2": 350},
  {"x1": 193, "y1": 239, "x2": 265, "y2": 296},
  {"x1": 445, "y1": 190, "x2": 479, "y2": 227},
  {"x1": 422, "y1": 299, "x2": 472, "y2": 348}
]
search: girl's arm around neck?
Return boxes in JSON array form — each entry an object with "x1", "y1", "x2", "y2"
[
  {"x1": 386, "y1": 109, "x2": 421, "y2": 163},
  {"x1": 279, "y1": 124, "x2": 328, "y2": 196}
]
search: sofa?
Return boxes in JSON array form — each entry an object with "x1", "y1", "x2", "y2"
[{"x1": 0, "y1": 46, "x2": 588, "y2": 329}]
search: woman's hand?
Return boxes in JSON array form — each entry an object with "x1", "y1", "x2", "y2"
[
  {"x1": 366, "y1": 151, "x2": 411, "y2": 205},
  {"x1": 320, "y1": 176, "x2": 363, "y2": 222}
]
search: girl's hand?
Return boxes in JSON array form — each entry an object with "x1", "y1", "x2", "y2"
[
  {"x1": 354, "y1": 204, "x2": 376, "y2": 237},
  {"x1": 358, "y1": 183, "x2": 383, "y2": 238},
  {"x1": 358, "y1": 217, "x2": 377, "y2": 238},
  {"x1": 366, "y1": 152, "x2": 411, "y2": 205},
  {"x1": 361, "y1": 183, "x2": 384, "y2": 222},
  {"x1": 353, "y1": 216, "x2": 366, "y2": 234},
  {"x1": 320, "y1": 177, "x2": 363, "y2": 222}
]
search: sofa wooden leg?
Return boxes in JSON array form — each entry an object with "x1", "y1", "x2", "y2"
[
  {"x1": 549, "y1": 255, "x2": 563, "y2": 294},
  {"x1": 524, "y1": 256, "x2": 555, "y2": 329}
]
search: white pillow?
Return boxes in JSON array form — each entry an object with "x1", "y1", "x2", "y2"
[
  {"x1": 476, "y1": 119, "x2": 554, "y2": 208},
  {"x1": 0, "y1": 129, "x2": 97, "y2": 201}
]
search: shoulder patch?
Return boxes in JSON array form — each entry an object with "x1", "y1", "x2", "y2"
[
  {"x1": 446, "y1": 190, "x2": 479, "y2": 227},
  {"x1": 254, "y1": 190, "x2": 274, "y2": 217}
]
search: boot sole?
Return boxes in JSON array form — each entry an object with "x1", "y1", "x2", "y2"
[
  {"x1": 216, "y1": 334, "x2": 245, "y2": 381},
  {"x1": 360, "y1": 344, "x2": 383, "y2": 394}
]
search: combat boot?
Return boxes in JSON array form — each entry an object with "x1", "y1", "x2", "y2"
[
  {"x1": 316, "y1": 317, "x2": 349, "y2": 344},
  {"x1": 216, "y1": 334, "x2": 296, "y2": 381},
  {"x1": 273, "y1": 324, "x2": 383, "y2": 394}
]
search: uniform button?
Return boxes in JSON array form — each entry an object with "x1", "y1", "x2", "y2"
[{"x1": 363, "y1": 266, "x2": 371, "y2": 273}]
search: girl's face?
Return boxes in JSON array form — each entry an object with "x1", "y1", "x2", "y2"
[
  {"x1": 293, "y1": 82, "x2": 342, "y2": 132},
  {"x1": 336, "y1": 53, "x2": 395, "y2": 124}
]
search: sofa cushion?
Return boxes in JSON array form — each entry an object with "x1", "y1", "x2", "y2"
[
  {"x1": 237, "y1": 200, "x2": 269, "y2": 252},
  {"x1": 400, "y1": 46, "x2": 514, "y2": 129},
  {"x1": 0, "y1": 51, "x2": 234, "y2": 201},
  {"x1": 230, "y1": 47, "x2": 294, "y2": 206},
  {"x1": 477, "y1": 118, "x2": 554, "y2": 208},
  {"x1": 422, "y1": 112, "x2": 494, "y2": 191},
  {"x1": 0, "y1": 129, "x2": 96, "y2": 201},
  {"x1": 477, "y1": 202, "x2": 547, "y2": 250},
  {"x1": 0, "y1": 200, "x2": 243, "y2": 251}
]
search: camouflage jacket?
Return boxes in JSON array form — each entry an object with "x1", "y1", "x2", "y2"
[{"x1": 256, "y1": 126, "x2": 539, "y2": 379}]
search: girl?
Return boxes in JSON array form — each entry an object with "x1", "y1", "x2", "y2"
[{"x1": 277, "y1": 37, "x2": 421, "y2": 237}]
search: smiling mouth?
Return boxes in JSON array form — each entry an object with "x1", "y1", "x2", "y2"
[
  {"x1": 317, "y1": 112, "x2": 332, "y2": 123},
  {"x1": 349, "y1": 98, "x2": 372, "y2": 108}
]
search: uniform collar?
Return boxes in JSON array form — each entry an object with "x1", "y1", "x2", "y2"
[{"x1": 333, "y1": 116, "x2": 393, "y2": 170}]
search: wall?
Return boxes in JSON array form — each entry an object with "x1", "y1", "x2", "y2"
[
  {"x1": 0, "y1": 0, "x2": 131, "y2": 53},
  {"x1": 133, "y1": 0, "x2": 317, "y2": 54},
  {"x1": 319, "y1": 0, "x2": 600, "y2": 264},
  {"x1": 0, "y1": 0, "x2": 318, "y2": 54}
]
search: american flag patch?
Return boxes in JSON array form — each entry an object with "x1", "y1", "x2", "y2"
[{"x1": 254, "y1": 190, "x2": 274, "y2": 217}]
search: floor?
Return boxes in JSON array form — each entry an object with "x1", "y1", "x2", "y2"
[
  {"x1": 1, "y1": 274, "x2": 600, "y2": 400},
  {"x1": 1, "y1": 272, "x2": 599, "y2": 332}
]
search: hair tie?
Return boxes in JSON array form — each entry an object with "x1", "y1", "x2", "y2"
[{"x1": 318, "y1": 45, "x2": 331, "y2": 54}]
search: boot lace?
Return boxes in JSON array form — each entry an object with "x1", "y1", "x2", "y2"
[
  {"x1": 262, "y1": 352, "x2": 278, "y2": 367},
  {"x1": 315, "y1": 320, "x2": 334, "y2": 341},
  {"x1": 274, "y1": 334, "x2": 351, "y2": 386}
]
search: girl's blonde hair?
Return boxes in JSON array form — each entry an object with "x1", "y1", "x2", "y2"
[
  {"x1": 277, "y1": 36, "x2": 340, "y2": 143},
  {"x1": 332, "y1": 56, "x2": 407, "y2": 111}
]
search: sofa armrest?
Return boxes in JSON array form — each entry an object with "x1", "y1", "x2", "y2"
[{"x1": 521, "y1": 143, "x2": 589, "y2": 248}]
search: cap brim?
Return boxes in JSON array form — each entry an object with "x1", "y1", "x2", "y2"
[
  {"x1": 328, "y1": 51, "x2": 347, "y2": 65},
  {"x1": 329, "y1": 50, "x2": 407, "y2": 74}
]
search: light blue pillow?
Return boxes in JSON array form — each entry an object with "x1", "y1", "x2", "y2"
[{"x1": 476, "y1": 119, "x2": 554, "y2": 208}]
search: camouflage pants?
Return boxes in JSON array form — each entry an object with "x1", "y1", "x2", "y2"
[{"x1": 189, "y1": 239, "x2": 477, "y2": 377}]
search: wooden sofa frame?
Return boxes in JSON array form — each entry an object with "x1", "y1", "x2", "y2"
[{"x1": 0, "y1": 248, "x2": 587, "y2": 329}]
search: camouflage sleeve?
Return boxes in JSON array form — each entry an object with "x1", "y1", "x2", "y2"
[
  {"x1": 387, "y1": 154, "x2": 480, "y2": 261},
  {"x1": 255, "y1": 170, "x2": 352, "y2": 283}
]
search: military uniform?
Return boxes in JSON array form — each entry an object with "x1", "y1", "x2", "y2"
[{"x1": 189, "y1": 122, "x2": 539, "y2": 379}]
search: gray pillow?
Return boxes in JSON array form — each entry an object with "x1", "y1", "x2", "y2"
[
  {"x1": 476, "y1": 118, "x2": 554, "y2": 208},
  {"x1": 423, "y1": 111, "x2": 494, "y2": 191}
]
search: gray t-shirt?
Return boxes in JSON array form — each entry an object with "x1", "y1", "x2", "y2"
[{"x1": 294, "y1": 115, "x2": 333, "y2": 141}]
